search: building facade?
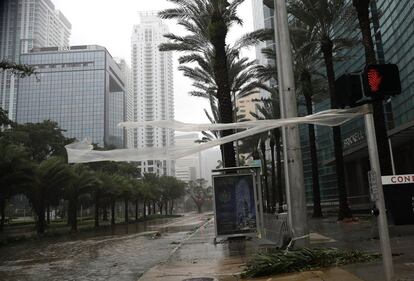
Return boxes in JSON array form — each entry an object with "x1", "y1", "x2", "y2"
[
  {"x1": 254, "y1": 0, "x2": 414, "y2": 208},
  {"x1": 0, "y1": 0, "x2": 71, "y2": 120},
  {"x1": 17, "y1": 45, "x2": 126, "y2": 148},
  {"x1": 131, "y1": 12, "x2": 174, "y2": 175},
  {"x1": 311, "y1": 0, "x2": 414, "y2": 207},
  {"x1": 114, "y1": 57, "x2": 134, "y2": 148}
]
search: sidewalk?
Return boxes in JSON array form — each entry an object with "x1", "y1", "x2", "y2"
[{"x1": 138, "y1": 215, "x2": 414, "y2": 281}]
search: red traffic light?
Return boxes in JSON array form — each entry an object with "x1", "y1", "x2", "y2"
[
  {"x1": 367, "y1": 68, "x2": 382, "y2": 93},
  {"x1": 364, "y1": 64, "x2": 401, "y2": 97}
]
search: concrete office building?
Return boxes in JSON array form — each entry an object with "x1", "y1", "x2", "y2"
[
  {"x1": 0, "y1": 0, "x2": 71, "y2": 120},
  {"x1": 131, "y1": 12, "x2": 174, "y2": 176},
  {"x1": 17, "y1": 45, "x2": 126, "y2": 148}
]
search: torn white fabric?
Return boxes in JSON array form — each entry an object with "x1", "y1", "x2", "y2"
[{"x1": 66, "y1": 105, "x2": 369, "y2": 164}]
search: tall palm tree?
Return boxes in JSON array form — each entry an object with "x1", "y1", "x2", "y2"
[
  {"x1": 26, "y1": 157, "x2": 71, "y2": 234},
  {"x1": 65, "y1": 165, "x2": 97, "y2": 231},
  {"x1": 99, "y1": 173, "x2": 120, "y2": 225},
  {"x1": 159, "y1": 0, "x2": 249, "y2": 168},
  {"x1": 290, "y1": 23, "x2": 327, "y2": 217},
  {"x1": 251, "y1": 93, "x2": 284, "y2": 213},
  {"x1": 352, "y1": 0, "x2": 392, "y2": 175},
  {"x1": 0, "y1": 143, "x2": 33, "y2": 232},
  {"x1": 289, "y1": 0, "x2": 357, "y2": 220}
]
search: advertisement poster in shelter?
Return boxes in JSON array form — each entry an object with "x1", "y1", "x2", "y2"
[{"x1": 213, "y1": 174, "x2": 257, "y2": 237}]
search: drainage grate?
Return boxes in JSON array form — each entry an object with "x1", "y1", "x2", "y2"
[{"x1": 183, "y1": 277, "x2": 216, "y2": 281}]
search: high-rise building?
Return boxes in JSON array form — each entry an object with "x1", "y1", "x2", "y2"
[
  {"x1": 17, "y1": 45, "x2": 126, "y2": 148},
  {"x1": 131, "y1": 11, "x2": 174, "y2": 176},
  {"x1": 251, "y1": 0, "x2": 276, "y2": 100},
  {"x1": 236, "y1": 92, "x2": 260, "y2": 121},
  {"x1": 114, "y1": 57, "x2": 134, "y2": 148},
  {"x1": 0, "y1": 0, "x2": 71, "y2": 120},
  {"x1": 175, "y1": 133, "x2": 200, "y2": 183}
]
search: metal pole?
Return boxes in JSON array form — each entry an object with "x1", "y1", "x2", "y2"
[
  {"x1": 388, "y1": 138, "x2": 396, "y2": 175},
  {"x1": 273, "y1": 0, "x2": 292, "y2": 227},
  {"x1": 365, "y1": 110, "x2": 394, "y2": 281},
  {"x1": 274, "y1": 0, "x2": 308, "y2": 246}
]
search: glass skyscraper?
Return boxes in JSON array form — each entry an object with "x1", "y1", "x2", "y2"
[
  {"x1": 252, "y1": 0, "x2": 414, "y2": 207},
  {"x1": 0, "y1": 0, "x2": 71, "y2": 120},
  {"x1": 308, "y1": 0, "x2": 414, "y2": 206},
  {"x1": 17, "y1": 45, "x2": 126, "y2": 148}
]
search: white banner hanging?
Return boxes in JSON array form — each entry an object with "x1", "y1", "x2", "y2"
[{"x1": 65, "y1": 105, "x2": 369, "y2": 164}]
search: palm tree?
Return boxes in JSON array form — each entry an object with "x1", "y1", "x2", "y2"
[
  {"x1": 289, "y1": 0, "x2": 356, "y2": 220},
  {"x1": 290, "y1": 23, "x2": 328, "y2": 217},
  {"x1": 98, "y1": 173, "x2": 120, "y2": 225},
  {"x1": 352, "y1": 0, "x2": 392, "y2": 176},
  {"x1": 187, "y1": 178, "x2": 212, "y2": 213},
  {"x1": 159, "y1": 0, "x2": 250, "y2": 168},
  {"x1": 117, "y1": 177, "x2": 132, "y2": 223},
  {"x1": 0, "y1": 143, "x2": 33, "y2": 232},
  {"x1": 26, "y1": 157, "x2": 71, "y2": 234},
  {"x1": 65, "y1": 165, "x2": 97, "y2": 231},
  {"x1": 251, "y1": 93, "x2": 284, "y2": 213}
]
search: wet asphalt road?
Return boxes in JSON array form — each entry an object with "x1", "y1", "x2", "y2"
[{"x1": 0, "y1": 213, "x2": 209, "y2": 281}]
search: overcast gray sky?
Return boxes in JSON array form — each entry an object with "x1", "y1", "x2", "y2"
[{"x1": 53, "y1": 0, "x2": 256, "y2": 123}]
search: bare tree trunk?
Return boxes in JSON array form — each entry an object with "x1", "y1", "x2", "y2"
[
  {"x1": 47, "y1": 205, "x2": 50, "y2": 224},
  {"x1": 274, "y1": 129, "x2": 284, "y2": 213},
  {"x1": 210, "y1": 8, "x2": 236, "y2": 168},
  {"x1": 260, "y1": 140, "x2": 270, "y2": 212},
  {"x1": 103, "y1": 205, "x2": 108, "y2": 221},
  {"x1": 94, "y1": 192, "x2": 100, "y2": 228},
  {"x1": 0, "y1": 198, "x2": 6, "y2": 232},
  {"x1": 111, "y1": 200, "x2": 115, "y2": 225},
  {"x1": 124, "y1": 198, "x2": 129, "y2": 223},
  {"x1": 170, "y1": 200, "x2": 174, "y2": 215},
  {"x1": 270, "y1": 137, "x2": 277, "y2": 213},
  {"x1": 302, "y1": 73, "x2": 322, "y2": 217},
  {"x1": 322, "y1": 40, "x2": 352, "y2": 220},
  {"x1": 135, "y1": 199, "x2": 139, "y2": 221},
  {"x1": 68, "y1": 198, "x2": 78, "y2": 231},
  {"x1": 36, "y1": 206, "x2": 46, "y2": 235}
]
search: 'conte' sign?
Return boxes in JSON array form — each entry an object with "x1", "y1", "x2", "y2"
[{"x1": 382, "y1": 174, "x2": 414, "y2": 185}]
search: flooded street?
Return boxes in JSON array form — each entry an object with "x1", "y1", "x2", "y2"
[{"x1": 0, "y1": 213, "x2": 209, "y2": 281}]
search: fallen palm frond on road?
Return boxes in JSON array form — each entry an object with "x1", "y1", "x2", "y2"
[{"x1": 242, "y1": 247, "x2": 379, "y2": 278}]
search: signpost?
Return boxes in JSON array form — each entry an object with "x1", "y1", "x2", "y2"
[
  {"x1": 365, "y1": 109, "x2": 394, "y2": 281},
  {"x1": 382, "y1": 174, "x2": 414, "y2": 225}
]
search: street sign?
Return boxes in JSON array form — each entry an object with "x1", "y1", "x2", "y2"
[
  {"x1": 382, "y1": 174, "x2": 414, "y2": 185},
  {"x1": 212, "y1": 173, "x2": 257, "y2": 238},
  {"x1": 368, "y1": 170, "x2": 379, "y2": 201}
]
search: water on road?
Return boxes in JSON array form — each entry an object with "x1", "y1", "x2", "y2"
[{"x1": 0, "y1": 214, "x2": 208, "y2": 281}]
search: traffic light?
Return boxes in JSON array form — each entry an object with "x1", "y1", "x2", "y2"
[
  {"x1": 363, "y1": 64, "x2": 401, "y2": 97},
  {"x1": 335, "y1": 64, "x2": 401, "y2": 108},
  {"x1": 335, "y1": 73, "x2": 363, "y2": 109}
]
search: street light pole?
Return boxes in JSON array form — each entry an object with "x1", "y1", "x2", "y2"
[
  {"x1": 273, "y1": 0, "x2": 309, "y2": 246},
  {"x1": 365, "y1": 108, "x2": 394, "y2": 281}
]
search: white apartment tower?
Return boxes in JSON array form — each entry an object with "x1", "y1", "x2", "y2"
[
  {"x1": 131, "y1": 12, "x2": 174, "y2": 176},
  {"x1": 0, "y1": 0, "x2": 71, "y2": 120}
]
